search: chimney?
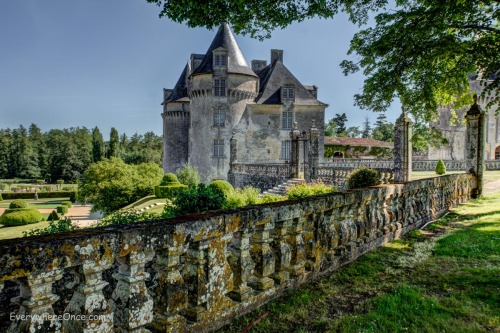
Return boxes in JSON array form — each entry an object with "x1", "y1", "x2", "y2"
[
  {"x1": 251, "y1": 60, "x2": 267, "y2": 73},
  {"x1": 271, "y1": 49, "x2": 283, "y2": 64}
]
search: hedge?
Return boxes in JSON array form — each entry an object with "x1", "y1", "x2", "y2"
[
  {"x1": 48, "y1": 210, "x2": 60, "y2": 221},
  {"x1": 208, "y1": 180, "x2": 234, "y2": 196},
  {"x1": 347, "y1": 168, "x2": 381, "y2": 189},
  {"x1": 1, "y1": 191, "x2": 77, "y2": 202},
  {"x1": 0, "y1": 209, "x2": 43, "y2": 226},
  {"x1": 61, "y1": 201, "x2": 73, "y2": 208},
  {"x1": 9, "y1": 200, "x2": 28, "y2": 209},
  {"x1": 154, "y1": 184, "x2": 188, "y2": 198},
  {"x1": 57, "y1": 205, "x2": 68, "y2": 214}
]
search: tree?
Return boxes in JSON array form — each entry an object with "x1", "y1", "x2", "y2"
[
  {"x1": 108, "y1": 127, "x2": 120, "y2": 158},
  {"x1": 176, "y1": 164, "x2": 200, "y2": 187},
  {"x1": 324, "y1": 113, "x2": 348, "y2": 137},
  {"x1": 346, "y1": 126, "x2": 362, "y2": 138},
  {"x1": 92, "y1": 127, "x2": 105, "y2": 162},
  {"x1": 149, "y1": 0, "x2": 499, "y2": 122},
  {"x1": 371, "y1": 114, "x2": 394, "y2": 142},
  {"x1": 361, "y1": 117, "x2": 372, "y2": 138}
]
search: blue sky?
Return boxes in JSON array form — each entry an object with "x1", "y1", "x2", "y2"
[{"x1": 0, "y1": 0, "x2": 401, "y2": 136}]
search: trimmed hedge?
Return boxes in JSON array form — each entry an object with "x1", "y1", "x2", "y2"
[
  {"x1": 160, "y1": 173, "x2": 180, "y2": 185},
  {"x1": 0, "y1": 194, "x2": 2, "y2": 201},
  {"x1": 57, "y1": 205, "x2": 68, "y2": 214},
  {"x1": 61, "y1": 201, "x2": 73, "y2": 208},
  {"x1": 0, "y1": 209, "x2": 43, "y2": 226},
  {"x1": 9, "y1": 200, "x2": 28, "y2": 209},
  {"x1": 155, "y1": 184, "x2": 188, "y2": 198},
  {"x1": 1, "y1": 191, "x2": 77, "y2": 202},
  {"x1": 208, "y1": 180, "x2": 234, "y2": 196},
  {"x1": 347, "y1": 168, "x2": 381, "y2": 189},
  {"x1": 48, "y1": 210, "x2": 60, "y2": 221},
  {"x1": 435, "y1": 159, "x2": 446, "y2": 175}
]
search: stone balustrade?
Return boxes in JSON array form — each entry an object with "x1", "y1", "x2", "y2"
[
  {"x1": 317, "y1": 166, "x2": 394, "y2": 189},
  {"x1": 0, "y1": 174, "x2": 476, "y2": 333},
  {"x1": 230, "y1": 163, "x2": 292, "y2": 191}
]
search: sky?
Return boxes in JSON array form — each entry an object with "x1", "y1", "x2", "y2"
[{"x1": 0, "y1": 0, "x2": 401, "y2": 137}]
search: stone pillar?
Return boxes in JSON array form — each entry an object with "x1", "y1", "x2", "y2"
[
  {"x1": 228, "y1": 132, "x2": 237, "y2": 186},
  {"x1": 308, "y1": 120, "x2": 320, "y2": 181},
  {"x1": 394, "y1": 107, "x2": 412, "y2": 182},
  {"x1": 290, "y1": 122, "x2": 301, "y2": 179},
  {"x1": 465, "y1": 95, "x2": 486, "y2": 198}
]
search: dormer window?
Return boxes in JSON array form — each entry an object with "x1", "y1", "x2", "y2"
[
  {"x1": 282, "y1": 86, "x2": 295, "y2": 101},
  {"x1": 214, "y1": 54, "x2": 227, "y2": 67},
  {"x1": 214, "y1": 78, "x2": 226, "y2": 97}
]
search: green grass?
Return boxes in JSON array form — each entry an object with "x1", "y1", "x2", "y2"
[
  {"x1": 218, "y1": 193, "x2": 500, "y2": 333},
  {"x1": 120, "y1": 195, "x2": 167, "y2": 211},
  {"x1": 412, "y1": 170, "x2": 500, "y2": 182}
]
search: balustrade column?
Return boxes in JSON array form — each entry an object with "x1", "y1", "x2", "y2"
[
  {"x1": 8, "y1": 269, "x2": 63, "y2": 333},
  {"x1": 394, "y1": 107, "x2": 412, "y2": 183},
  {"x1": 465, "y1": 95, "x2": 486, "y2": 198},
  {"x1": 184, "y1": 240, "x2": 209, "y2": 321},
  {"x1": 227, "y1": 231, "x2": 254, "y2": 301},
  {"x1": 250, "y1": 222, "x2": 275, "y2": 291},
  {"x1": 112, "y1": 250, "x2": 155, "y2": 332},
  {"x1": 286, "y1": 217, "x2": 306, "y2": 276},
  {"x1": 308, "y1": 120, "x2": 320, "y2": 181},
  {"x1": 271, "y1": 220, "x2": 291, "y2": 286},
  {"x1": 290, "y1": 122, "x2": 301, "y2": 179}
]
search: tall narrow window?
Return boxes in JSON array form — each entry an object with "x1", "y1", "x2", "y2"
[
  {"x1": 213, "y1": 109, "x2": 225, "y2": 127},
  {"x1": 214, "y1": 79, "x2": 226, "y2": 97},
  {"x1": 282, "y1": 87, "x2": 295, "y2": 101},
  {"x1": 214, "y1": 54, "x2": 227, "y2": 66},
  {"x1": 213, "y1": 139, "x2": 224, "y2": 157},
  {"x1": 281, "y1": 140, "x2": 291, "y2": 160},
  {"x1": 282, "y1": 111, "x2": 293, "y2": 130}
]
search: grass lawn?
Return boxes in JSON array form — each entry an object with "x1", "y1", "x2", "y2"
[
  {"x1": 120, "y1": 195, "x2": 168, "y2": 214},
  {"x1": 412, "y1": 170, "x2": 500, "y2": 182},
  {"x1": 218, "y1": 193, "x2": 500, "y2": 332}
]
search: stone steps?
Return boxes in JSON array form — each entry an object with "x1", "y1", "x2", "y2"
[{"x1": 262, "y1": 178, "x2": 305, "y2": 196}]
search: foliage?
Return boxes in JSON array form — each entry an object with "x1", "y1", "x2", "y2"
[
  {"x1": 0, "y1": 191, "x2": 76, "y2": 200},
  {"x1": 324, "y1": 113, "x2": 348, "y2": 137},
  {"x1": 48, "y1": 210, "x2": 60, "y2": 221},
  {"x1": 0, "y1": 208, "x2": 43, "y2": 226},
  {"x1": 208, "y1": 180, "x2": 234, "y2": 196},
  {"x1": 166, "y1": 183, "x2": 227, "y2": 217},
  {"x1": 226, "y1": 186, "x2": 261, "y2": 208},
  {"x1": 61, "y1": 201, "x2": 73, "y2": 208},
  {"x1": 23, "y1": 217, "x2": 77, "y2": 237},
  {"x1": 78, "y1": 158, "x2": 163, "y2": 214},
  {"x1": 0, "y1": 194, "x2": 2, "y2": 201},
  {"x1": 368, "y1": 147, "x2": 393, "y2": 158},
  {"x1": 361, "y1": 116, "x2": 372, "y2": 138},
  {"x1": 98, "y1": 209, "x2": 161, "y2": 227},
  {"x1": 154, "y1": 184, "x2": 188, "y2": 198},
  {"x1": 176, "y1": 164, "x2": 200, "y2": 187},
  {"x1": 347, "y1": 167, "x2": 380, "y2": 189},
  {"x1": 108, "y1": 127, "x2": 120, "y2": 158},
  {"x1": 57, "y1": 179, "x2": 64, "y2": 185},
  {"x1": 286, "y1": 181, "x2": 336, "y2": 199},
  {"x1": 91, "y1": 127, "x2": 105, "y2": 162},
  {"x1": 9, "y1": 199, "x2": 28, "y2": 209},
  {"x1": 57, "y1": 205, "x2": 68, "y2": 214},
  {"x1": 0, "y1": 183, "x2": 6, "y2": 191},
  {"x1": 160, "y1": 173, "x2": 179, "y2": 185},
  {"x1": 435, "y1": 159, "x2": 447, "y2": 175},
  {"x1": 260, "y1": 194, "x2": 287, "y2": 203}
]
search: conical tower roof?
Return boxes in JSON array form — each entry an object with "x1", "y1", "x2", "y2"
[
  {"x1": 191, "y1": 24, "x2": 257, "y2": 77},
  {"x1": 163, "y1": 63, "x2": 190, "y2": 104}
]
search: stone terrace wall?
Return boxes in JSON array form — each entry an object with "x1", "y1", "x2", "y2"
[{"x1": 0, "y1": 174, "x2": 476, "y2": 333}]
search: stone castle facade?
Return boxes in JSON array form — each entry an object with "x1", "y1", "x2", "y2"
[
  {"x1": 428, "y1": 77, "x2": 499, "y2": 160},
  {"x1": 162, "y1": 24, "x2": 326, "y2": 182}
]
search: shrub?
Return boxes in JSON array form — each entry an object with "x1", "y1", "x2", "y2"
[
  {"x1": 435, "y1": 159, "x2": 446, "y2": 175},
  {"x1": 260, "y1": 194, "x2": 287, "y2": 203},
  {"x1": 0, "y1": 194, "x2": 2, "y2": 201},
  {"x1": 48, "y1": 210, "x2": 60, "y2": 221},
  {"x1": 61, "y1": 201, "x2": 73, "y2": 208},
  {"x1": 154, "y1": 184, "x2": 188, "y2": 198},
  {"x1": 208, "y1": 180, "x2": 234, "y2": 196},
  {"x1": 226, "y1": 186, "x2": 261, "y2": 208},
  {"x1": 98, "y1": 209, "x2": 161, "y2": 227},
  {"x1": 286, "y1": 181, "x2": 336, "y2": 199},
  {"x1": 23, "y1": 217, "x2": 77, "y2": 237},
  {"x1": 1, "y1": 191, "x2": 76, "y2": 200},
  {"x1": 57, "y1": 205, "x2": 68, "y2": 214},
  {"x1": 0, "y1": 209, "x2": 43, "y2": 226},
  {"x1": 176, "y1": 164, "x2": 201, "y2": 187},
  {"x1": 160, "y1": 173, "x2": 180, "y2": 185},
  {"x1": 9, "y1": 200, "x2": 28, "y2": 209},
  {"x1": 166, "y1": 183, "x2": 227, "y2": 216},
  {"x1": 0, "y1": 183, "x2": 7, "y2": 191},
  {"x1": 347, "y1": 168, "x2": 380, "y2": 189}
]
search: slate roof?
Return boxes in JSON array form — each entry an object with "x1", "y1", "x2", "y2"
[
  {"x1": 191, "y1": 24, "x2": 257, "y2": 78},
  {"x1": 163, "y1": 63, "x2": 190, "y2": 104},
  {"x1": 255, "y1": 60, "x2": 326, "y2": 105},
  {"x1": 324, "y1": 137, "x2": 394, "y2": 148}
]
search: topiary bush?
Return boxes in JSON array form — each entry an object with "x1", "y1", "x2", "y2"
[
  {"x1": 435, "y1": 159, "x2": 446, "y2": 175},
  {"x1": 61, "y1": 201, "x2": 73, "y2": 208},
  {"x1": 0, "y1": 209, "x2": 43, "y2": 226},
  {"x1": 57, "y1": 205, "x2": 68, "y2": 214},
  {"x1": 208, "y1": 180, "x2": 234, "y2": 196},
  {"x1": 9, "y1": 199, "x2": 28, "y2": 209},
  {"x1": 154, "y1": 184, "x2": 188, "y2": 198},
  {"x1": 160, "y1": 173, "x2": 180, "y2": 185},
  {"x1": 48, "y1": 210, "x2": 60, "y2": 221},
  {"x1": 347, "y1": 168, "x2": 381, "y2": 189}
]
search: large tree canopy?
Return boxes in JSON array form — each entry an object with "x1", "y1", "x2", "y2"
[{"x1": 148, "y1": 0, "x2": 499, "y2": 123}]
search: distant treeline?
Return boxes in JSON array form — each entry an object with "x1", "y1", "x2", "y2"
[{"x1": 0, "y1": 124, "x2": 162, "y2": 182}]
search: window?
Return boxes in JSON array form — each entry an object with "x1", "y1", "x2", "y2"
[
  {"x1": 281, "y1": 140, "x2": 291, "y2": 160},
  {"x1": 214, "y1": 54, "x2": 227, "y2": 66},
  {"x1": 213, "y1": 139, "x2": 224, "y2": 157},
  {"x1": 214, "y1": 79, "x2": 226, "y2": 97},
  {"x1": 213, "y1": 109, "x2": 225, "y2": 127},
  {"x1": 282, "y1": 111, "x2": 293, "y2": 130},
  {"x1": 282, "y1": 87, "x2": 294, "y2": 101}
]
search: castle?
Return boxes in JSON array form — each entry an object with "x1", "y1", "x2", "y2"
[
  {"x1": 428, "y1": 77, "x2": 499, "y2": 160},
  {"x1": 161, "y1": 24, "x2": 326, "y2": 183}
]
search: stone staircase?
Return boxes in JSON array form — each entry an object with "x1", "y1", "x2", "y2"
[{"x1": 262, "y1": 178, "x2": 306, "y2": 196}]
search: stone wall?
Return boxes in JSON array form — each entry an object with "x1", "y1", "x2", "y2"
[{"x1": 0, "y1": 174, "x2": 476, "y2": 333}]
